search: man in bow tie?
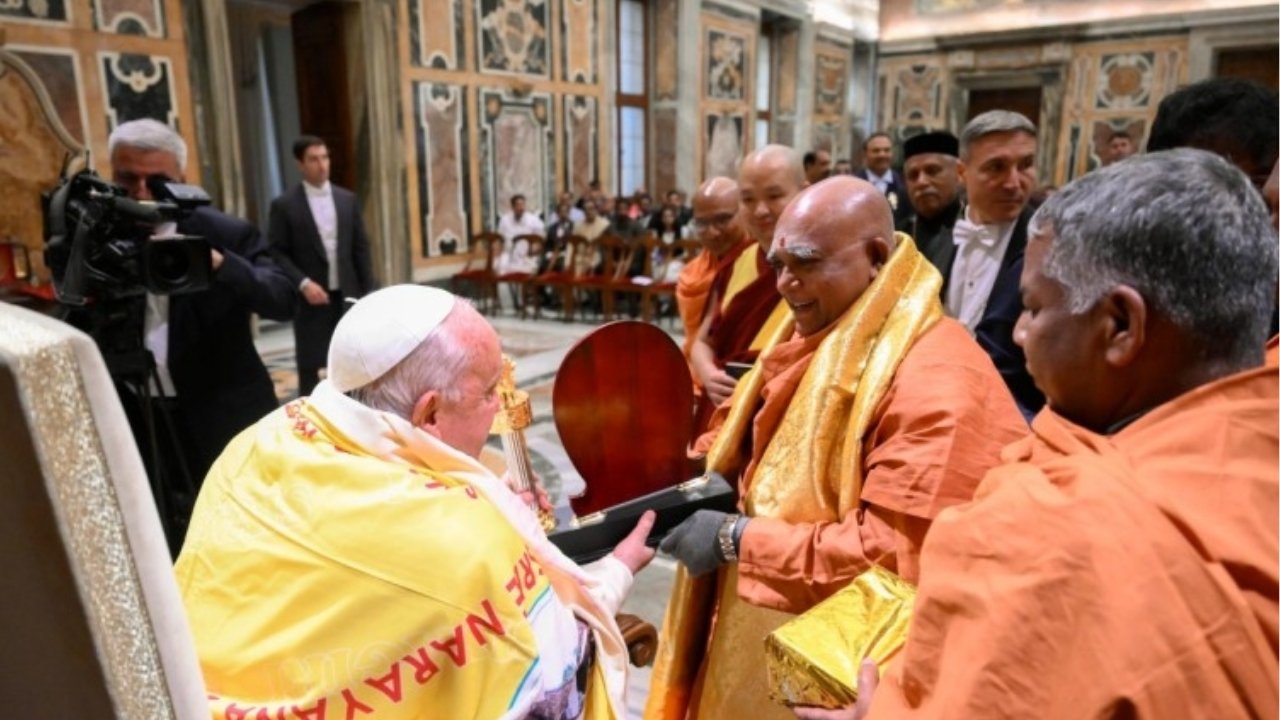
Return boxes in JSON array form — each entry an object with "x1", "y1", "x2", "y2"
[
  {"x1": 269, "y1": 135, "x2": 378, "y2": 397},
  {"x1": 941, "y1": 110, "x2": 1044, "y2": 418}
]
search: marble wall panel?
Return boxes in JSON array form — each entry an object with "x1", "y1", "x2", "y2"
[
  {"x1": 12, "y1": 49, "x2": 86, "y2": 144},
  {"x1": 477, "y1": 0, "x2": 549, "y2": 78},
  {"x1": 565, "y1": 94, "x2": 597, "y2": 198},
  {"x1": 561, "y1": 0, "x2": 596, "y2": 83},
  {"x1": 814, "y1": 45, "x2": 848, "y2": 117},
  {"x1": 890, "y1": 62, "x2": 943, "y2": 127},
  {"x1": 410, "y1": 0, "x2": 463, "y2": 69},
  {"x1": 479, "y1": 88, "x2": 555, "y2": 225},
  {"x1": 774, "y1": 27, "x2": 798, "y2": 114},
  {"x1": 0, "y1": 0, "x2": 69, "y2": 24},
  {"x1": 652, "y1": 107, "x2": 677, "y2": 194},
  {"x1": 706, "y1": 28, "x2": 747, "y2": 101},
  {"x1": 654, "y1": 0, "x2": 678, "y2": 100},
  {"x1": 93, "y1": 0, "x2": 165, "y2": 37},
  {"x1": 414, "y1": 82, "x2": 469, "y2": 257},
  {"x1": 99, "y1": 52, "x2": 177, "y2": 129},
  {"x1": 704, "y1": 111, "x2": 744, "y2": 179}
]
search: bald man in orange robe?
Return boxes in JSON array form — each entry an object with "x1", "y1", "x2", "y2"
[
  {"x1": 799, "y1": 149, "x2": 1278, "y2": 720},
  {"x1": 677, "y1": 177, "x2": 753, "y2": 362},
  {"x1": 646, "y1": 177, "x2": 1026, "y2": 720}
]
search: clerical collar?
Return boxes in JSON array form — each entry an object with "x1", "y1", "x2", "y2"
[{"x1": 304, "y1": 180, "x2": 331, "y2": 197}]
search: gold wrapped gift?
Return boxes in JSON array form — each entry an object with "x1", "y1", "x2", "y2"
[{"x1": 765, "y1": 566, "x2": 916, "y2": 708}]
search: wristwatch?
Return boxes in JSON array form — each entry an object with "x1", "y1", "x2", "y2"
[{"x1": 718, "y1": 513, "x2": 742, "y2": 562}]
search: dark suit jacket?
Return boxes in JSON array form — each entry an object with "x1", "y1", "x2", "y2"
[
  {"x1": 857, "y1": 168, "x2": 914, "y2": 224},
  {"x1": 268, "y1": 183, "x2": 377, "y2": 366},
  {"x1": 268, "y1": 183, "x2": 377, "y2": 299},
  {"x1": 934, "y1": 207, "x2": 1044, "y2": 418},
  {"x1": 170, "y1": 207, "x2": 297, "y2": 476}
]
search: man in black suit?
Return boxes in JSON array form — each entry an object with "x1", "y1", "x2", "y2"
[
  {"x1": 103, "y1": 119, "x2": 296, "y2": 548},
  {"x1": 856, "y1": 131, "x2": 913, "y2": 225},
  {"x1": 269, "y1": 135, "x2": 378, "y2": 396},
  {"x1": 944, "y1": 110, "x2": 1044, "y2": 418}
]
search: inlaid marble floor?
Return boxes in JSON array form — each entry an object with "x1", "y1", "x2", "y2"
[{"x1": 257, "y1": 309, "x2": 683, "y2": 717}]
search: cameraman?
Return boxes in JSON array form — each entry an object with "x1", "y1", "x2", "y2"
[{"x1": 106, "y1": 119, "x2": 296, "y2": 536}]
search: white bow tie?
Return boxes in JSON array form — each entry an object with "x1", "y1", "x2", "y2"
[{"x1": 952, "y1": 219, "x2": 999, "y2": 248}]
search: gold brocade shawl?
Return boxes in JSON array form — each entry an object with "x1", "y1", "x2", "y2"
[{"x1": 644, "y1": 234, "x2": 942, "y2": 720}]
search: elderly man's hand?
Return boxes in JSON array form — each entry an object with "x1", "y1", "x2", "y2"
[
  {"x1": 704, "y1": 369, "x2": 738, "y2": 406},
  {"x1": 611, "y1": 510, "x2": 657, "y2": 575},
  {"x1": 660, "y1": 509, "x2": 731, "y2": 576},
  {"x1": 793, "y1": 659, "x2": 880, "y2": 720},
  {"x1": 301, "y1": 279, "x2": 330, "y2": 305}
]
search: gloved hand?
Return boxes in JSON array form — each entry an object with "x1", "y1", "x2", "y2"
[{"x1": 660, "y1": 509, "x2": 730, "y2": 577}]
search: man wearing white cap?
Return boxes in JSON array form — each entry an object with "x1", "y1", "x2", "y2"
[{"x1": 175, "y1": 285, "x2": 655, "y2": 720}]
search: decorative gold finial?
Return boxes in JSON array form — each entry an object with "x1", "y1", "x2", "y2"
[{"x1": 491, "y1": 354, "x2": 532, "y2": 433}]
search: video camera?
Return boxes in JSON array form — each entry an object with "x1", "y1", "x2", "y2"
[{"x1": 43, "y1": 169, "x2": 214, "y2": 305}]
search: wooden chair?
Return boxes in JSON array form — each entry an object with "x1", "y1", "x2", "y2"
[
  {"x1": 494, "y1": 233, "x2": 545, "y2": 316},
  {"x1": 642, "y1": 237, "x2": 701, "y2": 324},
  {"x1": 572, "y1": 234, "x2": 636, "y2": 321},
  {"x1": 449, "y1": 232, "x2": 502, "y2": 313},
  {"x1": 528, "y1": 235, "x2": 586, "y2": 321}
]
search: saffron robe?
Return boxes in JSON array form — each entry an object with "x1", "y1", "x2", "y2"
[
  {"x1": 175, "y1": 382, "x2": 634, "y2": 720},
  {"x1": 645, "y1": 236, "x2": 1027, "y2": 720},
  {"x1": 677, "y1": 238, "x2": 752, "y2": 362},
  {"x1": 869, "y1": 366, "x2": 1279, "y2": 719}
]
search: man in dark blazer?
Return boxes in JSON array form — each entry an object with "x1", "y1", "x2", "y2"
[
  {"x1": 269, "y1": 135, "x2": 378, "y2": 396},
  {"x1": 857, "y1": 131, "x2": 914, "y2": 224},
  {"x1": 101, "y1": 119, "x2": 297, "y2": 550},
  {"x1": 944, "y1": 110, "x2": 1044, "y2": 419},
  {"x1": 896, "y1": 131, "x2": 964, "y2": 273}
]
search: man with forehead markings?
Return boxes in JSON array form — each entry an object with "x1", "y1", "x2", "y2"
[
  {"x1": 687, "y1": 145, "x2": 804, "y2": 433},
  {"x1": 645, "y1": 176, "x2": 1025, "y2": 720},
  {"x1": 799, "y1": 149, "x2": 1279, "y2": 720}
]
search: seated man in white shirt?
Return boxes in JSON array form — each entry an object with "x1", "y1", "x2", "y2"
[{"x1": 494, "y1": 193, "x2": 546, "y2": 310}]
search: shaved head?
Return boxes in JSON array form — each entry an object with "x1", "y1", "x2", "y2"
[
  {"x1": 692, "y1": 176, "x2": 746, "y2": 256},
  {"x1": 768, "y1": 177, "x2": 894, "y2": 335},
  {"x1": 738, "y1": 144, "x2": 808, "y2": 249}
]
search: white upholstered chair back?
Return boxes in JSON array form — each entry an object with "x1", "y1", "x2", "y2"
[{"x1": 0, "y1": 302, "x2": 207, "y2": 718}]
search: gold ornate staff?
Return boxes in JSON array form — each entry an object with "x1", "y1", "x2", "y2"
[{"x1": 491, "y1": 355, "x2": 557, "y2": 532}]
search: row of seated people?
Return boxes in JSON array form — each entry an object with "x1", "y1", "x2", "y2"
[{"x1": 452, "y1": 230, "x2": 700, "y2": 322}]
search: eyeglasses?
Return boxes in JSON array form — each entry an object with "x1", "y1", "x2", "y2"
[{"x1": 691, "y1": 213, "x2": 736, "y2": 233}]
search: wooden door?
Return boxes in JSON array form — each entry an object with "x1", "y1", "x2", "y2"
[
  {"x1": 291, "y1": 1, "x2": 356, "y2": 190},
  {"x1": 967, "y1": 87, "x2": 1042, "y2": 126}
]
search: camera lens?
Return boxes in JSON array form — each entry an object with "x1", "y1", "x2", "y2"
[{"x1": 152, "y1": 245, "x2": 190, "y2": 285}]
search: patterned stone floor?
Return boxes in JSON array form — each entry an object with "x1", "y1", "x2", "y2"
[{"x1": 257, "y1": 310, "x2": 682, "y2": 717}]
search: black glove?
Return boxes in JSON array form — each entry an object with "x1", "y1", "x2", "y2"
[{"x1": 660, "y1": 509, "x2": 730, "y2": 577}]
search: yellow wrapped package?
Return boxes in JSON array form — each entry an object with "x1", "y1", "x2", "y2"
[{"x1": 765, "y1": 566, "x2": 915, "y2": 708}]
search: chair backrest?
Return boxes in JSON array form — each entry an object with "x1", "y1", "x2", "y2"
[
  {"x1": 464, "y1": 232, "x2": 503, "y2": 273},
  {"x1": 0, "y1": 302, "x2": 207, "y2": 718},
  {"x1": 596, "y1": 234, "x2": 634, "y2": 281},
  {"x1": 512, "y1": 233, "x2": 545, "y2": 260}
]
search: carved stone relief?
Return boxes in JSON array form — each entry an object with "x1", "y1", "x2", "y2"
[
  {"x1": 93, "y1": 0, "x2": 165, "y2": 37},
  {"x1": 99, "y1": 52, "x2": 177, "y2": 129},
  {"x1": 478, "y1": 0, "x2": 549, "y2": 77},
  {"x1": 0, "y1": 0, "x2": 69, "y2": 24},
  {"x1": 706, "y1": 29, "x2": 746, "y2": 101}
]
